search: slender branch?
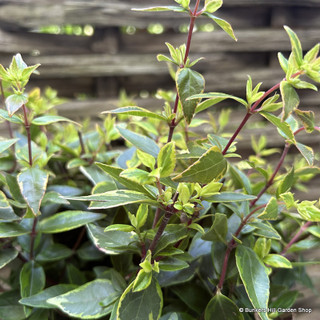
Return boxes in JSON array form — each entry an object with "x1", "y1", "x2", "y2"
[
  {"x1": 77, "y1": 130, "x2": 85, "y2": 155},
  {"x1": 72, "y1": 227, "x2": 86, "y2": 252},
  {"x1": 29, "y1": 217, "x2": 38, "y2": 260},
  {"x1": 281, "y1": 221, "x2": 313, "y2": 255},
  {"x1": 152, "y1": 207, "x2": 162, "y2": 229}
]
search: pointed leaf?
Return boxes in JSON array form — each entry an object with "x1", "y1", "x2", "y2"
[
  {"x1": 235, "y1": 246, "x2": 270, "y2": 320},
  {"x1": 294, "y1": 109, "x2": 315, "y2": 133},
  {"x1": 0, "y1": 109, "x2": 23, "y2": 124},
  {"x1": 0, "y1": 248, "x2": 18, "y2": 268},
  {"x1": 204, "y1": 0, "x2": 222, "y2": 13},
  {"x1": 0, "y1": 191, "x2": 20, "y2": 221},
  {"x1": 47, "y1": 280, "x2": 119, "y2": 318},
  {"x1": 263, "y1": 254, "x2": 292, "y2": 269},
  {"x1": 201, "y1": 213, "x2": 228, "y2": 243},
  {"x1": 117, "y1": 279, "x2": 163, "y2": 320},
  {"x1": 17, "y1": 168, "x2": 48, "y2": 216},
  {"x1": 102, "y1": 106, "x2": 166, "y2": 120},
  {"x1": 0, "y1": 222, "x2": 29, "y2": 238},
  {"x1": 38, "y1": 210, "x2": 105, "y2": 233},
  {"x1": 132, "y1": 6, "x2": 186, "y2": 12},
  {"x1": 32, "y1": 115, "x2": 80, "y2": 126},
  {"x1": 204, "y1": 192, "x2": 256, "y2": 203},
  {"x1": 258, "y1": 197, "x2": 278, "y2": 220},
  {"x1": 158, "y1": 142, "x2": 176, "y2": 178},
  {"x1": 295, "y1": 142, "x2": 314, "y2": 166},
  {"x1": 284, "y1": 26, "x2": 303, "y2": 66},
  {"x1": 205, "y1": 291, "x2": 244, "y2": 320},
  {"x1": 5, "y1": 94, "x2": 28, "y2": 116},
  {"x1": 176, "y1": 68, "x2": 205, "y2": 124},
  {"x1": 117, "y1": 126, "x2": 159, "y2": 157},
  {"x1": 280, "y1": 81, "x2": 299, "y2": 121},
  {"x1": 0, "y1": 138, "x2": 19, "y2": 154},
  {"x1": 173, "y1": 146, "x2": 227, "y2": 183}
]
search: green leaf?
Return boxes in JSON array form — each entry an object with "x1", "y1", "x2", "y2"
[
  {"x1": 32, "y1": 115, "x2": 80, "y2": 126},
  {"x1": 19, "y1": 284, "x2": 77, "y2": 308},
  {"x1": 120, "y1": 168, "x2": 155, "y2": 185},
  {"x1": 133, "y1": 270, "x2": 152, "y2": 292},
  {"x1": 284, "y1": 26, "x2": 303, "y2": 66},
  {"x1": 260, "y1": 112, "x2": 295, "y2": 143},
  {"x1": 87, "y1": 223, "x2": 139, "y2": 255},
  {"x1": 47, "y1": 279, "x2": 119, "y2": 318},
  {"x1": 193, "y1": 92, "x2": 247, "y2": 113},
  {"x1": 0, "y1": 222, "x2": 29, "y2": 238},
  {"x1": 0, "y1": 248, "x2": 18, "y2": 268},
  {"x1": 68, "y1": 190, "x2": 157, "y2": 210},
  {"x1": 176, "y1": 68, "x2": 205, "y2": 124},
  {"x1": 280, "y1": 81, "x2": 299, "y2": 121},
  {"x1": 159, "y1": 257, "x2": 189, "y2": 272},
  {"x1": 294, "y1": 109, "x2": 315, "y2": 133},
  {"x1": 132, "y1": 6, "x2": 186, "y2": 12},
  {"x1": 205, "y1": 291, "x2": 244, "y2": 320},
  {"x1": 158, "y1": 142, "x2": 176, "y2": 178},
  {"x1": 204, "y1": 0, "x2": 222, "y2": 13},
  {"x1": 295, "y1": 142, "x2": 314, "y2": 166},
  {"x1": 204, "y1": 192, "x2": 256, "y2": 203},
  {"x1": 102, "y1": 106, "x2": 166, "y2": 120},
  {"x1": 175, "y1": 0, "x2": 190, "y2": 10},
  {"x1": 0, "y1": 290, "x2": 26, "y2": 320},
  {"x1": 17, "y1": 168, "x2": 48, "y2": 216},
  {"x1": 173, "y1": 146, "x2": 227, "y2": 183},
  {"x1": 277, "y1": 167, "x2": 294, "y2": 196},
  {"x1": 308, "y1": 226, "x2": 320, "y2": 238},
  {"x1": 117, "y1": 126, "x2": 160, "y2": 157},
  {"x1": 36, "y1": 243, "x2": 73, "y2": 262},
  {"x1": 0, "y1": 109, "x2": 23, "y2": 124},
  {"x1": 95, "y1": 163, "x2": 153, "y2": 196},
  {"x1": 5, "y1": 94, "x2": 28, "y2": 116},
  {"x1": 250, "y1": 221, "x2": 281, "y2": 240},
  {"x1": 0, "y1": 138, "x2": 19, "y2": 154},
  {"x1": 235, "y1": 246, "x2": 270, "y2": 320},
  {"x1": 39, "y1": 210, "x2": 105, "y2": 233},
  {"x1": 202, "y1": 13, "x2": 237, "y2": 41},
  {"x1": 297, "y1": 200, "x2": 320, "y2": 222},
  {"x1": 258, "y1": 198, "x2": 278, "y2": 220},
  {"x1": 0, "y1": 191, "x2": 20, "y2": 221},
  {"x1": 104, "y1": 224, "x2": 135, "y2": 233},
  {"x1": 201, "y1": 213, "x2": 228, "y2": 243},
  {"x1": 229, "y1": 165, "x2": 252, "y2": 194},
  {"x1": 117, "y1": 278, "x2": 163, "y2": 320},
  {"x1": 263, "y1": 254, "x2": 292, "y2": 269}
]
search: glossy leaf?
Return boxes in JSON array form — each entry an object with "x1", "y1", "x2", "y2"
[
  {"x1": 280, "y1": 81, "x2": 299, "y2": 121},
  {"x1": 0, "y1": 109, "x2": 23, "y2": 124},
  {"x1": 284, "y1": 26, "x2": 303, "y2": 66},
  {"x1": 19, "y1": 284, "x2": 77, "y2": 308},
  {"x1": 202, "y1": 213, "x2": 228, "y2": 243},
  {"x1": 308, "y1": 226, "x2": 320, "y2": 238},
  {"x1": 32, "y1": 115, "x2": 80, "y2": 126},
  {"x1": 117, "y1": 126, "x2": 159, "y2": 157},
  {"x1": 120, "y1": 168, "x2": 155, "y2": 185},
  {"x1": 39, "y1": 211, "x2": 105, "y2": 233},
  {"x1": 260, "y1": 112, "x2": 295, "y2": 143},
  {"x1": 235, "y1": 246, "x2": 269, "y2": 320},
  {"x1": 158, "y1": 142, "x2": 176, "y2": 178},
  {"x1": 67, "y1": 190, "x2": 158, "y2": 210},
  {"x1": 0, "y1": 138, "x2": 19, "y2": 154},
  {"x1": 117, "y1": 279, "x2": 163, "y2": 320},
  {"x1": 295, "y1": 142, "x2": 314, "y2": 166},
  {"x1": 263, "y1": 254, "x2": 292, "y2": 269},
  {"x1": 0, "y1": 248, "x2": 18, "y2": 268},
  {"x1": 47, "y1": 279, "x2": 119, "y2": 318},
  {"x1": 0, "y1": 191, "x2": 20, "y2": 221},
  {"x1": 204, "y1": 0, "x2": 222, "y2": 13},
  {"x1": 159, "y1": 257, "x2": 189, "y2": 272},
  {"x1": 36, "y1": 243, "x2": 73, "y2": 262},
  {"x1": 133, "y1": 6, "x2": 186, "y2": 12},
  {"x1": 5, "y1": 94, "x2": 28, "y2": 116},
  {"x1": 176, "y1": 68, "x2": 205, "y2": 124},
  {"x1": 87, "y1": 223, "x2": 139, "y2": 255},
  {"x1": 297, "y1": 200, "x2": 320, "y2": 222},
  {"x1": 229, "y1": 165, "x2": 252, "y2": 194},
  {"x1": 258, "y1": 197, "x2": 278, "y2": 220},
  {"x1": 0, "y1": 222, "x2": 29, "y2": 238},
  {"x1": 277, "y1": 167, "x2": 294, "y2": 196},
  {"x1": 295, "y1": 109, "x2": 315, "y2": 133},
  {"x1": 250, "y1": 221, "x2": 281, "y2": 240},
  {"x1": 173, "y1": 146, "x2": 227, "y2": 183},
  {"x1": 205, "y1": 291, "x2": 244, "y2": 320},
  {"x1": 0, "y1": 290, "x2": 25, "y2": 320},
  {"x1": 17, "y1": 168, "x2": 48, "y2": 216},
  {"x1": 204, "y1": 192, "x2": 256, "y2": 203},
  {"x1": 133, "y1": 270, "x2": 152, "y2": 292},
  {"x1": 102, "y1": 106, "x2": 166, "y2": 120}
]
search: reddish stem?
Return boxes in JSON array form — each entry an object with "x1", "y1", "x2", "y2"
[{"x1": 29, "y1": 217, "x2": 38, "y2": 260}]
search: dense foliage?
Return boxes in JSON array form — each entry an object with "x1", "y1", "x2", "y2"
[{"x1": 0, "y1": 0, "x2": 320, "y2": 319}]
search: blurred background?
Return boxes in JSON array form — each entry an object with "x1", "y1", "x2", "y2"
[{"x1": 0, "y1": 0, "x2": 319, "y2": 318}]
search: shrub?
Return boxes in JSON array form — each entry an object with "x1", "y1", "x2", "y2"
[{"x1": 0, "y1": 1, "x2": 320, "y2": 319}]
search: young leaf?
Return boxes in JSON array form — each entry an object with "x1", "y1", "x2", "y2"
[
  {"x1": 38, "y1": 211, "x2": 105, "y2": 233},
  {"x1": 284, "y1": 26, "x2": 303, "y2": 66},
  {"x1": 5, "y1": 94, "x2": 28, "y2": 117},
  {"x1": 201, "y1": 213, "x2": 228, "y2": 243},
  {"x1": 102, "y1": 106, "x2": 166, "y2": 121},
  {"x1": 32, "y1": 115, "x2": 80, "y2": 126},
  {"x1": 278, "y1": 52, "x2": 289, "y2": 73},
  {"x1": 120, "y1": 168, "x2": 155, "y2": 185},
  {"x1": 132, "y1": 270, "x2": 152, "y2": 292},
  {"x1": 158, "y1": 142, "x2": 176, "y2": 178},
  {"x1": 117, "y1": 279, "x2": 163, "y2": 320},
  {"x1": 263, "y1": 254, "x2": 292, "y2": 269},
  {"x1": 205, "y1": 291, "x2": 244, "y2": 320},
  {"x1": 17, "y1": 168, "x2": 48, "y2": 216},
  {"x1": 132, "y1": 6, "x2": 187, "y2": 13},
  {"x1": 297, "y1": 200, "x2": 320, "y2": 222},
  {"x1": 280, "y1": 81, "x2": 299, "y2": 121},
  {"x1": 258, "y1": 197, "x2": 278, "y2": 220},
  {"x1": 204, "y1": 0, "x2": 222, "y2": 13},
  {"x1": 176, "y1": 68, "x2": 205, "y2": 124},
  {"x1": 117, "y1": 126, "x2": 160, "y2": 157},
  {"x1": 235, "y1": 246, "x2": 270, "y2": 320},
  {"x1": 202, "y1": 13, "x2": 237, "y2": 41},
  {"x1": 47, "y1": 280, "x2": 119, "y2": 318},
  {"x1": 19, "y1": 284, "x2": 77, "y2": 309},
  {"x1": 173, "y1": 146, "x2": 227, "y2": 184},
  {"x1": 67, "y1": 190, "x2": 158, "y2": 210},
  {"x1": 277, "y1": 167, "x2": 294, "y2": 196}
]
